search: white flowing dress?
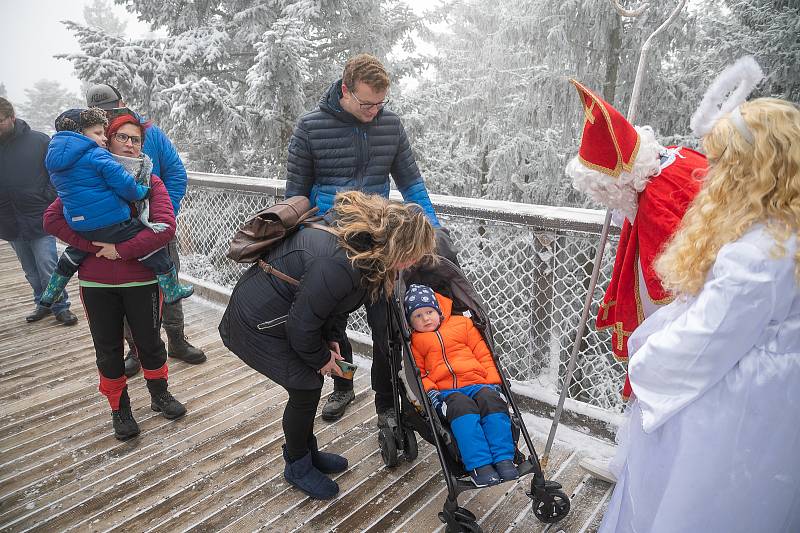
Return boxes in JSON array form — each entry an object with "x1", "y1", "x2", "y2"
[{"x1": 599, "y1": 225, "x2": 800, "y2": 533}]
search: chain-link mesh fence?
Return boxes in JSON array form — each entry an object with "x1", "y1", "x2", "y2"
[{"x1": 177, "y1": 174, "x2": 627, "y2": 414}]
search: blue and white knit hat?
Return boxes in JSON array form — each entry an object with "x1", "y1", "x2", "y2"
[{"x1": 404, "y1": 284, "x2": 442, "y2": 318}]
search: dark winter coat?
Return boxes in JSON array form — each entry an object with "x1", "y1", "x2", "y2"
[
  {"x1": 46, "y1": 131, "x2": 149, "y2": 232},
  {"x1": 0, "y1": 119, "x2": 56, "y2": 241},
  {"x1": 43, "y1": 175, "x2": 176, "y2": 284},
  {"x1": 284, "y1": 79, "x2": 440, "y2": 226},
  {"x1": 219, "y1": 225, "x2": 367, "y2": 390}
]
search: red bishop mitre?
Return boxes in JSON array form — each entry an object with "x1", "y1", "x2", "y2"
[{"x1": 570, "y1": 79, "x2": 640, "y2": 178}]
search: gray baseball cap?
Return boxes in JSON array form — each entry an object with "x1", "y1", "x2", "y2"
[{"x1": 85, "y1": 84, "x2": 123, "y2": 110}]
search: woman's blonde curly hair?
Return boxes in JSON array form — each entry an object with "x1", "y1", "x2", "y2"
[
  {"x1": 655, "y1": 97, "x2": 800, "y2": 296},
  {"x1": 330, "y1": 191, "x2": 437, "y2": 301}
]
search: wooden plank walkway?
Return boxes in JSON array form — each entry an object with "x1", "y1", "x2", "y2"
[{"x1": 0, "y1": 241, "x2": 612, "y2": 532}]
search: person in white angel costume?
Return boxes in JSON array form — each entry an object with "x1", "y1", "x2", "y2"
[{"x1": 599, "y1": 57, "x2": 800, "y2": 532}]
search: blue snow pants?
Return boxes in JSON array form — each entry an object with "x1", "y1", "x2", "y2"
[{"x1": 439, "y1": 384, "x2": 515, "y2": 471}]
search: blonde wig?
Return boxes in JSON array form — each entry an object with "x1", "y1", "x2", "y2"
[
  {"x1": 655, "y1": 98, "x2": 800, "y2": 296},
  {"x1": 331, "y1": 191, "x2": 437, "y2": 301}
]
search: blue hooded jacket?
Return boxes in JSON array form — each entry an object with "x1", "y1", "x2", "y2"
[
  {"x1": 284, "y1": 80, "x2": 439, "y2": 226},
  {"x1": 140, "y1": 121, "x2": 187, "y2": 216},
  {"x1": 45, "y1": 131, "x2": 149, "y2": 232}
]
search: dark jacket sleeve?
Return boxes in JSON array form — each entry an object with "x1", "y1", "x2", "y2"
[
  {"x1": 43, "y1": 198, "x2": 101, "y2": 253},
  {"x1": 114, "y1": 175, "x2": 176, "y2": 260},
  {"x1": 286, "y1": 257, "x2": 358, "y2": 370},
  {"x1": 285, "y1": 120, "x2": 314, "y2": 198},
  {"x1": 322, "y1": 313, "x2": 349, "y2": 344}
]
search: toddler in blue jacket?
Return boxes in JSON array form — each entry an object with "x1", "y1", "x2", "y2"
[{"x1": 39, "y1": 108, "x2": 192, "y2": 307}]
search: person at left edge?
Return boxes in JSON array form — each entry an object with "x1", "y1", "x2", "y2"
[
  {"x1": 0, "y1": 97, "x2": 77, "y2": 325},
  {"x1": 85, "y1": 83, "x2": 205, "y2": 376}
]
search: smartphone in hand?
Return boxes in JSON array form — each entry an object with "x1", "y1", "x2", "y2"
[{"x1": 335, "y1": 360, "x2": 358, "y2": 380}]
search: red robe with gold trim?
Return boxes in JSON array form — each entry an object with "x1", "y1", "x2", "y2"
[{"x1": 596, "y1": 147, "x2": 707, "y2": 398}]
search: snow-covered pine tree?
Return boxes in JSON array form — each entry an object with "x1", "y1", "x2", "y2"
[
  {"x1": 61, "y1": 0, "x2": 424, "y2": 175},
  {"x1": 397, "y1": 0, "x2": 696, "y2": 207},
  {"x1": 17, "y1": 80, "x2": 83, "y2": 136},
  {"x1": 399, "y1": 0, "x2": 797, "y2": 207},
  {"x1": 83, "y1": 0, "x2": 128, "y2": 37}
]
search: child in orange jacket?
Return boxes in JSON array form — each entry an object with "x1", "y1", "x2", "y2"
[{"x1": 405, "y1": 284, "x2": 518, "y2": 487}]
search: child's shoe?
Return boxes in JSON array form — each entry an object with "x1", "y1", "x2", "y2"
[
  {"x1": 494, "y1": 460, "x2": 519, "y2": 481},
  {"x1": 40, "y1": 272, "x2": 71, "y2": 308},
  {"x1": 469, "y1": 465, "x2": 501, "y2": 487},
  {"x1": 156, "y1": 267, "x2": 194, "y2": 304}
]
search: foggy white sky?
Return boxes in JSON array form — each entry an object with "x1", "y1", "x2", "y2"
[
  {"x1": 0, "y1": 0, "x2": 437, "y2": 107},
  {"x1": 0, "y1": 0, "x2": 151, "y2": 105}
]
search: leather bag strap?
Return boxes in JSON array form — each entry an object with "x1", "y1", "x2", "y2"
[
  {"x1": 256, "y1": 223, "x2": 340, "y2": 287},
  {"x1": 258, "y1": 259, "x2": 300, "y2": 286}
]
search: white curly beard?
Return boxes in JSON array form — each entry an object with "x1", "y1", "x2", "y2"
[{"x1": 566, "y1": 126, "x2": 664, "y2": 222}]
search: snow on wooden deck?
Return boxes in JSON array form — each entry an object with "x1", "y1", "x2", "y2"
[{"x1": 0, "y1": 242, "x2": 611, "y2": 532}]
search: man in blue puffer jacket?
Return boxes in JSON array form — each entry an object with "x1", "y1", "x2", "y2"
[
  {"x1": 85, "y1": 84, "x2": 206, "y2": 376},
  {"x1": 285, "y1": 54, "x2": 444, "y2": 425}
]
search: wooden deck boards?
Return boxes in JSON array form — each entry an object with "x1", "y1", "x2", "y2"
[{"x1": 0, "y1": 242, "x2": 611, "y2": 532}]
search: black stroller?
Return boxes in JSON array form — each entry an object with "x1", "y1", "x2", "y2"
[{"x1": 378, "y1": 257, "x2": 570, "y2": 532}]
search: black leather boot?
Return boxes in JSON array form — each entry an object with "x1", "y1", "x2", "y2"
[
  {"x1": 123, "y1": 348, "x2": 141, "y2": 378},
  {"x1": 112, "y1": 387, "x2": 140, "y2": 440},
  {"x1": 166, "y1": 329, "x2": 207, "y2": 364},
  {"x1": 146, "y1": 378, "x2": 187, "y2": 419}
]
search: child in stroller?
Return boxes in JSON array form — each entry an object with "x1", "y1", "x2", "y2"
[
  {"x1": 404, "y1": 283, "x2": 519, "y2": 487},
  {"x1": 378, "y1": 258, "x2": 570, "y2": 531}
]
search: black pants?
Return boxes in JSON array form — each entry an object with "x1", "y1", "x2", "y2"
[
  {"x1": 283, "y1": 386, "x2": 322, "y2": 461},
  {"x1": 332, "y1": 298, "x2": 397, "y2": 412},
  {"x1": 56, "y1": 219, "x2": 173, "y2": 277},
  {"x1": 80, "y1": 283, "x2": 167, "y2": 379}
]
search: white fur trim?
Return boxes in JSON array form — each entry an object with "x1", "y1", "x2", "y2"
[
  {"x1": 689, "y1": 56, "x2": 764, "y2": 138},
  {"x1": 567, "y1": 126, "x2": 663, "y2": 221}
]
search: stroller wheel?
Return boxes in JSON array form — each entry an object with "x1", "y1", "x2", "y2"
[
  {"x1": 531, "y1": 487, "x2": 570, "y2": 524},
  {"x1": 439, "y1": 507, "x2": 481, "y2": 533},
  {"x1": 444, "y1": 522, "x2": 481, "y2": 533},
  {"x1": 402, "y1": 427, "x2": 418, "y2": 462},
  {"x1": 378, "y1": 427, "x2": 399, "y2": 467}
]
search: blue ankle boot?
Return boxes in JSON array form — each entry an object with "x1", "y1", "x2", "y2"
[
  {"x1": 469, "y1": 464, "x2": 501, "y2": 487},
  {"x1": 494, "y1": 459, "x2": 519, "y2": 482},
  {"x1": 156, "y1": 267, "x2": 193, "y2": 304},
  {"x1": 283, "y1": 445, "x2": 339, "y2": 500},
  {"x1": 308, "y1": 435, "x2": 348, "y2": 474},
  {"x1": 40, "y1": 272, "x2": 71, "y2": 308}
]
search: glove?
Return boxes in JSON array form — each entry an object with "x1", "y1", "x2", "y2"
[
  {"x1": 434, "y1": 226, "x2": 460, "y2": 267},
  {"x1": 427, "y1": 389, "x2": 443, "y2": 413},
  {"x1": 148, "y1": 222, "x2": 170, "y2": 233}
]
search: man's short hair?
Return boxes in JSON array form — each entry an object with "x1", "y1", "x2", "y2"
[
  {"x1": 0, "y1": 97, "x2": 14, "y2": 119},
  {"x1": 86, "y1": 84, "x2": 123, "y2": 110},
  {"x1": 342, "y1": 54, "x2": 390, "y2": 92}
]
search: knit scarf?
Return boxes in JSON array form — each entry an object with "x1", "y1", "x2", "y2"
[{"x1": 112, "y1": 153, "x2": 169, "y2": 233}]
